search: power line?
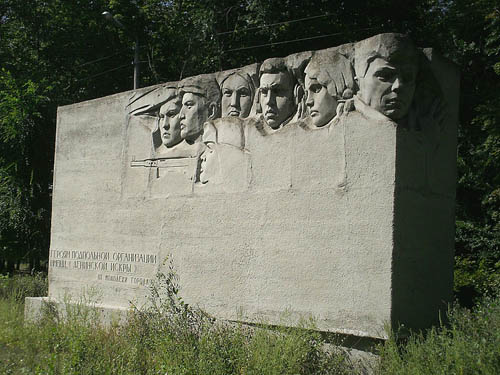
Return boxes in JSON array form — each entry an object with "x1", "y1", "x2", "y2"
[
  {"x1": 74, "y1": 47, "x2": 132, "y2": 68},
  {"x1": 75, "y1": 63, "x2": 131, "y2": 82},
  {"x1": 217, "y1": 13, "x2": 333, "y2": 36},
  {"x1": 222, "y1": 27, "x2": 381, "y2": 53}
]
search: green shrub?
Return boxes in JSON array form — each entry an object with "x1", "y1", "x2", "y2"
[
  {"x1": 2, "y1": 270, "x2": 500, "y2": 374},
  {"x1": 377, "y1": 294, "x2": 500, "y2": 374},
  {"x1": 0, "y1": 266, "x2": 356, "y2": 375},
  {"x1": 0, "y1": 272, "x2": 47, "y2": 301},
  {"x1": 125, "y1": 260, "x2": 354, "y2": 375}
]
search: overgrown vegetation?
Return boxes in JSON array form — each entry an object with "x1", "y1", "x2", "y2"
[
  {"x1": 1, "y1": 272, "x2": 500, "y2": 374},
  {"x1": 0, "y1": 270, "x2": 356, "y2": 375},
  {"x1": 0, "y1": 272, "x2": 47, "y2": 300},
  {"x1": 378, "y1": 293, "x2": 500, "y2": 374}
]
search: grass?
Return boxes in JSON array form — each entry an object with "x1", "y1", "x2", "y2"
[
  {"x1": 1, "y1": 270, "x2": 499, "y2": 374},
  {"x1": 0, "y1": 270, "x2": 354, "y2": 374},
  {"x1": 377, "y1": 294, "x2": 500, "y2": 374}
]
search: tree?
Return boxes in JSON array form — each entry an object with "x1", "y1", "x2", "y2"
[{"x1": 0, "y1": 0, "x2": 498, "y2": 307}]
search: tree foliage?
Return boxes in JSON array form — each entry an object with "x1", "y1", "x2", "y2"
[{"x1": 0, "y1": 0, "x2": 498, "y2": 305}]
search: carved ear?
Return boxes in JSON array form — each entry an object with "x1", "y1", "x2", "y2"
[
  {"x1": 255, "y1": 88, "x2": 262, "y2": 114},
  {"x1": 208, "y1": 103, "x2": 219, "y2": 120},
  {"x1": 294, "y1": 84, "x2": 305, "y2": 118},
  {"x1": 294, "y1": 84, "x2": 304, "y2": 105}
]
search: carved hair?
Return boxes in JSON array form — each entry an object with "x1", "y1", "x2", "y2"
[
  {"x1": 354, "y1": 33, "x2": 418, "y2": 79},
  {"x1": 305, "y1": 51, "x2": 356, "y2": 100},
  {"x1": 157, "y1": 87, "x2": 178, "y2": 106},
  {"x1": 219, "y1": 71, "x2": 256, "y2": 103},
  {"x1": 259, "y1": 57, "x2": 296, "y2": 81},
  {"x1": 178, "y1": 74, "x2": 221, "y2": 120},
  {"x1": 178, "y1": 74, "x2": 221, "y2": 107}
]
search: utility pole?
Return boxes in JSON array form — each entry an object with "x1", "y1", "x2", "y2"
[
  {"x1": 133, "y1": 35, "x2": 140, "y2": 90},
  {"x1": 102, "y1": 11, "x2": 140, "y2": 89}
]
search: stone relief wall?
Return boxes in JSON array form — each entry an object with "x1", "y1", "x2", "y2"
[
  {"x1": 43, "y1": 33, "x2": 458, "y2": 339},
  {"x1": 127, "y1": 33, "x2": 446, "y2": 196}
]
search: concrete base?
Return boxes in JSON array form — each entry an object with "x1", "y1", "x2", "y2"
[{"x1": 24, "y1": 296, "x2": 129, "y2": 326}]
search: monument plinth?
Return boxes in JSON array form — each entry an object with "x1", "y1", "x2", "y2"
[{"x1": 26, "y1": 34, "x2": 459, "y2": 340}]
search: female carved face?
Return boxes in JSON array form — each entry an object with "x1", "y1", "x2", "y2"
[
  {"x1": 221, "y1": 74, "x2": 253, "y2": 118},
  {"x1": 305, "y1": 75, "x2": 337, "y2": 127}
]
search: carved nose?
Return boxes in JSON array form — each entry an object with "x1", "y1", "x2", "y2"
[
  {"x1": 230, "y1": 93, "x2": 239, "y2": 107},
  {"x1": 265, "y1": 92, "x2": 276, "y2": 106},
  {"x1": 306, "y1": 93, "x2": 313, "y2": 107},
  {"x1": 392, "y1": 77, "x2": 402, "y2": 91}
]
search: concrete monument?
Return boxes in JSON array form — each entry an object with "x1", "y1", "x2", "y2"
[{"x1": 26, "y1": 34, "x2": 459, "y2": 341}]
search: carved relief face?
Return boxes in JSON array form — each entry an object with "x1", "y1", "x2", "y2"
[
  {"x1": 179, "y1": 93, "x2": 207, "y2": 142},
  {"x1": 199, "y1": 143, "x2": 218, "y2": 184},
  {"x1": 158, "y1": 100, "x2": 182, "y2": 148},
  {"x1": 357, "y1": 57, "x2": 417, "y2": 120},
  {"x1": 221, "y1": 74, "x2": 252, "y2": 118},
  {"x1": 259, "y1": 72, "x2": 296, "y2": 129},
  {"x1": 305, "y1": 75, "x2": 338, "y2": 127}
]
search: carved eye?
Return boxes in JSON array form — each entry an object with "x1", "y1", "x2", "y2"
[
  {"x1": 223, "y1": 89, "x2": 232, "y2": 97},
  {"x1": 260, "y1": 88, "x2": 269, "y2": 96},
  {"x1": 166, "y1": 111, "x2": 177, "y2": 118},
  {"x1": 375, "y1": 70, "x2": 394, "y2": 82},
  {"x1": 239, "y1": 88, "x2": 250, "y2": 97},
  {"x1": 310, "y1": 84, "x2": 322, "y2": 94}
]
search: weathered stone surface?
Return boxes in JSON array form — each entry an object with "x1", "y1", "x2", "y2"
[{"x1": 38, "y1": 33, "x2": 459, "y2": 339}]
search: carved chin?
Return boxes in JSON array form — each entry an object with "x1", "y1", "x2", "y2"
[
  {"x1": 311, "y1": 112, "x2": 335, "y2": 127},
  {"x1": 264, "y1": 114, "x2": 281, "y2": 128},
  {"x1": 383, "y1": 107, "x2": 408, "y2": 120},
  {"x1": 266, "y1": 120, "x2": 282, "y2": 129},
  {"x1": 165, "y1": 138, "x2": 180, "y2": 148}
]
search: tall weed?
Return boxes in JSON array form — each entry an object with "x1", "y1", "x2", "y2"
[
  {"x1": 377, "y1": 295, "x2": 500, "y2": 374},
  {"x1": 0, "y1": 272, "x2": 47, "y2": 300},
  {"x1": 0, "y1": 265, "x2": 355, "y2": 374}
]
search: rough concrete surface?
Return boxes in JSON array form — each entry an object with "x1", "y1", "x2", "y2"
[{"x1": 39, "y1": 33, "x2": 459, "y2": 340}]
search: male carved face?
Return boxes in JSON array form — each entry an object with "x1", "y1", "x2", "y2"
[
  {"x1": 357, "y1": 57, "x2": 417, "y2": 120},
  {"x1": 199, "y1": 143, "x2": 219, "y2": 184},
  {"x1": 158, "y1": 99, "x2": 182, "y2": 148},
  {"x1": 305, "y1": 75, "x2": 337, "y2": 127},
  {"x1": 259, "y1": 72, "x2": 295, "y2": 129},
  {"x1": 179, "y1": 92, "x2": 207, "y2": 142},
  {"x1": 221, "y1": 74, "x2": 252, "y2": 118}
]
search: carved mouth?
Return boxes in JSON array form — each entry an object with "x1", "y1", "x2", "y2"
[
  {"x1": 228, "y1": 110, "x2": 240, "y2": 116},
  {"x1": 385, "y1": 98, "x2": 403, "y2": 109},
  {"x1": 310, "y1": 110, "x2": 319, "y2": 117},
  {"x1": 265, "y1": 111, "x2": 277, "y2": 119}
]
